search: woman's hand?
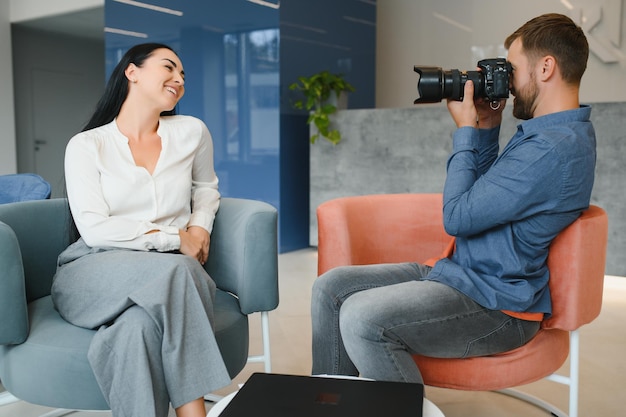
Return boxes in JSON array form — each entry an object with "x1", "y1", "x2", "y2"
[{"x1": 179, "y1": 226, "x2": 210, "y2": 265}]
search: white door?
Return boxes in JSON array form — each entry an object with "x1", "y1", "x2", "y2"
[{"x1": 32, "y1": 69, "x2": 93, "y2": 197}]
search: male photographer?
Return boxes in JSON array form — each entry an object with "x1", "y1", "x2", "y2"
[{"x1": 311, "y1": 13, "x2": 596, "y2": 383}]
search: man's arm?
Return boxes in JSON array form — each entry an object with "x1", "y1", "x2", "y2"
[{"x1": 440, "y1": 80, "x2": 561, "y2": 238}]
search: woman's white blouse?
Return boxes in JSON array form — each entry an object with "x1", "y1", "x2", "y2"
[{"x1": 64, "y1": 115, "x2": 220, "y2": 252}]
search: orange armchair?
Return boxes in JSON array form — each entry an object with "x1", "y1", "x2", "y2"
[{"x1": 317, "y1": 193, "x2": 608, "y2": 417}]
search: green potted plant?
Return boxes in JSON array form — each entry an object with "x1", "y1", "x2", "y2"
[{"x1": 289, "y1": 70, "x2": 355, "y2": 145}]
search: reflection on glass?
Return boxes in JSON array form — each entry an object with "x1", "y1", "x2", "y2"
[
  {"x1": 105, "y1": 0, "x2": 374, "y2": 251},
  {"x1": 224, "y1": 29, "x2": 280, "y2": 160}
]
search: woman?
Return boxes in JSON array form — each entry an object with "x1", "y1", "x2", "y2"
[{"x1": 51, "y1": 43, "x2": 231, "y2": 417}]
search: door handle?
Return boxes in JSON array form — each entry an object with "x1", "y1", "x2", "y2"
[{"x1": 34, "y1": 139, "x2": 47, "y2": 151}]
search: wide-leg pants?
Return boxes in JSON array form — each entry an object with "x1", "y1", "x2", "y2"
[
  {"x1": 51, "y1": 239, "x2": 231, "y2": 417},
  {"x1": 311, "y1": 262, "x2": 540, "y2": 384}
]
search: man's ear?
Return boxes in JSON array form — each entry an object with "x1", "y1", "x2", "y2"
[{"x1": 538, "y1": 55, "x2": 556, "y2": 82}]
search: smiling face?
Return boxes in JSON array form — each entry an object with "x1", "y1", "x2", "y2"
[
  {"x1": 507, "y1": 38, "x2": 539, "y2": 120},
  {"x1": 126, "y1": 48, "x2": 185, "y2": 112}
]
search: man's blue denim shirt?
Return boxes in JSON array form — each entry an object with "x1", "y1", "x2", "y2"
[{"x1": 426, "y1": 106, "x2": 596, "y2": 315}]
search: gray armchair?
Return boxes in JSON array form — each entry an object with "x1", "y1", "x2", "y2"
[{"x1": 0, "y1": 197, "x2": 279, "y2": 414}]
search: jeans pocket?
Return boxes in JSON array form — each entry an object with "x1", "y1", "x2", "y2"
[{"x1": 464, "y1": 317, "x2": 540, "y2": 358}]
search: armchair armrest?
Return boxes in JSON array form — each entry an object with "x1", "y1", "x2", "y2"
[
  {"x1": 206, "y1": 197, "x2": 279, "y2": 315},
  {"x1": 317, "y1": 193, "x2": 453, "y2": 276},
  {"x1": 0, "y1": 222, "x2": 28, "y2": 344},
  {"x1": 0, "y1": 198, "x2": 72, "y2": 345}
]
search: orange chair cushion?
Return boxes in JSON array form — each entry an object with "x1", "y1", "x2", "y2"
[{"x1": 413, "y1": 328, "x2": 570, "y2": 391}]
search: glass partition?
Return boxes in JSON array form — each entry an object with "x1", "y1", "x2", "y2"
[{"x1": 104, "y1": 0, "x2": 375, "y2": 251}]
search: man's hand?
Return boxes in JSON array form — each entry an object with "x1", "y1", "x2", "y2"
[
  {"x1": 447, "y1": 80, "x2": 478, "y2": 128},
  {"x1": 447, "y1": 80, "x2": 506, "y2": 129},
  {"x1": 179, "y1": 226, "x2": 210, "y2": 265}
]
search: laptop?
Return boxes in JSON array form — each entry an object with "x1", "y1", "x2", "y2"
[{"x1": 218, "y1": 372, "x2": 424, "y2": 417}]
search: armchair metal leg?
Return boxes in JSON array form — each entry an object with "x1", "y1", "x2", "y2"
[
  {"x1": 0, "y1": 392, "x2": 77, "y2": 417},
  {"x1": 0, "y1": 391, "x2": 20, "y2": 406},
  {"x1": 246, "y1": 311, "x2": 272, "y2": 372},
  {"x1": 495, "y1": 330, "x2": 580, "y2": 417},
  {"x1": 38, "y1": 409, "x2": 77, "y2": 417},
  {"x1": 206, "y1": 311, "x2": 273, "y2": 403},
  {"x1": 204, "y1": 393, "x2": 224, "y2": 402},
  {"x1": 496, "y1": 388, "x2": 568, "y2": 417}
]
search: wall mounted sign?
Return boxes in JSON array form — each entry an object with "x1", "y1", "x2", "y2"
[{"x1": 569, "y1": 0, "x2": 623, "y2": 63}]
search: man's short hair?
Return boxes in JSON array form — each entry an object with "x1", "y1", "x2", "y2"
[{"x1": 505, "y1": 13, "x2": 589, "y2": 85}]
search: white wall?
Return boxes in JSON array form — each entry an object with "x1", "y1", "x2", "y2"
[
  {"x1": 0, "y1": 0, "x2": 103, "y2": 175},
  {"x1": 377, "y1": 0, "x2": 626, "y2": 108},
  {"x1": 0, "y1": 1, "x2": 17, "y2": 174}
]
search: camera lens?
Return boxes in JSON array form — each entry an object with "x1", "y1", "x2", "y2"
[
  {"x1": 414, "y1": 59, "x2": 510, "y2": 104},
  {"x1": 413, "y1": 67, "x2": 445, "y2": 103},
  {"x1": 414, "y1": 66, "x2": 483, "y2": 104}
]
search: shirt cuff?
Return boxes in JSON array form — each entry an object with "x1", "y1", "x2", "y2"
[
  {"x1": 477, "y1": 125, "x2": 500, "y2": 147},
  {"x1": 188, "y1": 211, "x2": 214, "y2": 233},
  {"x1": 452, "y1": 126, "x2": 479, "y2": 152},
  {"x1": 452, "y1": 125, "x2": 499, "y2": 152},
  {"x1": 155, "y1": 226, "x2": 181, "y2": 252}
]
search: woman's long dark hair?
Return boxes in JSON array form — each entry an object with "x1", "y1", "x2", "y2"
[
  {"x1": 69, "y1": 43, "x2": 179, "y2": 242},
  {"x1": 82, "y1": 42, "x2": 178, "y2": 132}
]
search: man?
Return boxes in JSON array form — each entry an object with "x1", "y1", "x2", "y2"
[{"x1": 311, "y1": 13, "x2": 596, "y2": 383}]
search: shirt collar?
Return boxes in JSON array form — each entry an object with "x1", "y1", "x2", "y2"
[
  {"x1": 108, "y1": 117, "x2": 166, "y2": 143},
  {"x1": 517, "y1": 105, "x2": 592, "y2": 137}
]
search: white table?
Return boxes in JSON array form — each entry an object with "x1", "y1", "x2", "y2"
[{"x1": 207, "y1": 389, "x2": 445, "y2": 417}]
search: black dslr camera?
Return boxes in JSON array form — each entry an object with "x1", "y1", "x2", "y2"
[{"x1": 413, "y1": 58, "x2": 511, "y2": 104}]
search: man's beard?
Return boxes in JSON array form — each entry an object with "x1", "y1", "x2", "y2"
[{"x1": 512, "y1": 73, "x2": 538, "y2": 120}]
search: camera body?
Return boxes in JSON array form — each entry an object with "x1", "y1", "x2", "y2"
[{"x1": 413, "y1": 58, "x2": 511, "y2": 104}]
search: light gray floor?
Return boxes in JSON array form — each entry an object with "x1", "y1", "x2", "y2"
[{"x1": 1, "y1": 247, "x2": 624, "y2": 417}]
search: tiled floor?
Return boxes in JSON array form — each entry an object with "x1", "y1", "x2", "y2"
[{"x1": 1, "y1": 247, "x2": 624, "y2": 416}]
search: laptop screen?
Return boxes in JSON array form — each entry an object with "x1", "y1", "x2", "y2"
[{"x1": 218, "y1": 373, "x2": 424, "y2": 417}]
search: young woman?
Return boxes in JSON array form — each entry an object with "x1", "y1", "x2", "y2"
[{"x1": 51, "y1": 43, "x2": 230, "y2": 417}]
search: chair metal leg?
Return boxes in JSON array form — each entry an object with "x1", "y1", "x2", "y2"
[
  {"x1": 568, "y1": 330, "x2": 579, "y2": 417},
  {"x1": 246, "y1": 311, "x2": 272, "y2": 372},
  {"x1": 38, "y1": 409, "x2": 77, "y2": 417},
  {"x1": 496, "y1": 388, "x2": 568, "y2": 417},
  {"x1": 495, "y1": 329, "x2": 580, "y2": 417},
  {"x1": 0, "y1": 391, "x2": 20, "y2": 406},
  {"x1": 204, "y1": 393, "x2": 224, "y2": 402},
  {"x1": 1, "y1": 392, "x2": 77, "y2": 417},
  {"x1": 206, "y1": 312, "x2": 273, "y2": 402}
]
